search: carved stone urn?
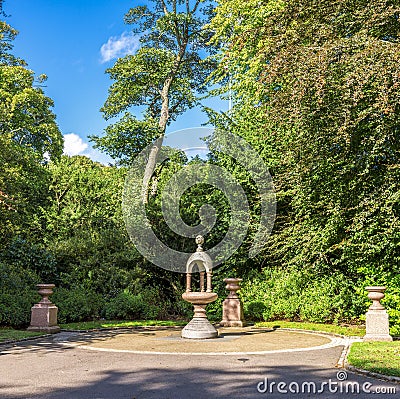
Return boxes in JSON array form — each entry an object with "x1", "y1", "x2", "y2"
[
  {"x1": 366, "y1": 286, "x2": 386, "y2": 310},
  {"x1": 220, "y1": 277, "x2": 246, "y2": 327},
  {"x1": 27, "y1": 284, "x2": 60, "y2": 334},
  {"x1": 364, "y1": 286, "x2": 392, "y2": 342}
]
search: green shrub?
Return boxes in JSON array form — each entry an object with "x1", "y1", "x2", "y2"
[
  {"x1": 1, "y1": 237, "x2": 57, "y2": 283},
  {"x1": 246, "y1": 301, "x2": 267, "y2": 320},
  {"x1": 104, "y1": 291, "x2": 144, "y2": 320},
  {"x1": 0, "y1": 292, "x2": 35, "y2": 328},
  {"x1": 139, "y1": 287, "x2": 168, "y2": 319},
  {"x1": 241, "y1": 267, "x2": 365, "y2": 324},
  {"x1": 0, "y1": 262, "x2": 39, "y2": 328},
  {"x1": 300, "y1": 277, "x2": 340, "y2": 323},
  {"x1": 103, "y1": 287, "x2": 172, "y2": 320},
  {"x1": 241, "y1": 267, "x2": 304, "y2": 321},
  {"x1": 381, "y1": 283, "x2": 400, "y2": 336},
  {"x1": 52, "y1": 287, "x2": 104, "y2": 323},
  {"x1": 49, "y1": 229, "x2": 148, "y2": 299}
]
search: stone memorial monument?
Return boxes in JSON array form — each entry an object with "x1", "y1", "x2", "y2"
[
  {"x1": 28, "y1": 284, "x2": 60, "y2": 334},
  {"x1": 181, "y1": 235, "x2": 218, "y2": 339},
  {"x1": 364, "y1": 286, "x2": 392, "y2": 342},
  {"x1": 220, "y1": 277, "x2": 246, "y2": 327}
]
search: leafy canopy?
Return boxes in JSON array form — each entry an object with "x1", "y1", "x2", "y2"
[
  {"x1": 208, "y1": 0, "x2": 400, "y2": 276},
  {"x1": 0, "y1": 4, "x2": 63, "y2": 243},
  {"x1": 91, "y1": 0, "x2": 216, "y2": 165}
]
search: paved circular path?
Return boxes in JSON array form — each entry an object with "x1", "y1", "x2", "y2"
[
  {"x1": 69, "y1": 327, "x2": 338, "y2": 355},
  {"x1": 0, "y1": 327, "x2": 398, "y2": 399}
]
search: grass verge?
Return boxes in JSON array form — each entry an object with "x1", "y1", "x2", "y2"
[
  {"x1": 0, "y1": 328, "x2": 45, "y2": 343},
  {"x1": 60, "y1": 319, "x2": 187, "y2": 330},
  {"x1": 348, "y1": 341, "x2": 400, "y2": 378},
  {"x1": 255, "y1": 320, "x2": 366, "y2": 337}
]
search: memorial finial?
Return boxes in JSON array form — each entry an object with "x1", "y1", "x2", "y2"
[{"x1": 195, "y1": 235, "x2": 204, "y2": 252}]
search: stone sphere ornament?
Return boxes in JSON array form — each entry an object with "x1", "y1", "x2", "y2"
[{"x1": 196, "y1": 235, "x2": 204, "y2": 252}]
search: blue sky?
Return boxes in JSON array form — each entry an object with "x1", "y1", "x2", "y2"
[{"x1": 4, "y1": 0, "x2": 226, "y2": 163}]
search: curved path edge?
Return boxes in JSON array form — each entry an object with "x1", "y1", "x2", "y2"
[{"x1": 63, "y1": 329, "x2": 346, "y2": 356}]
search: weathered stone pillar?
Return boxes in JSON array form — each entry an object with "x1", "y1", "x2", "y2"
[
  {"x1": 186, "y1": 273, "x2": 192, "y2": 292},
  {"x1": 27, "y1": 284, "x2": 60, "y2": 334},
  {"x1": 364, "y1": 286, "x2": 392, "y2": 342},
  {"x1": 199, "y1": 271, "x2": 205, "y2": 292},
  {"x1": 220, "y1": 278, "x2": 246, "y2": 327}
]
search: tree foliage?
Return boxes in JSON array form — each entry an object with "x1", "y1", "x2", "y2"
[
  {"x1": 42, "y1": 156, "x2": 126, "y2": 240},
  {"x1": 207, "y1": 0, "x2": 400, "y2": 323},
  {"x1": 0, "y1": 66, "x2": 62, "y2": 158},
  {"x1": 91, "y1": 0, "x2": 216, "y2": 203},
  {"x1": 0, "y1": 8, "x2": 63, "y2": 244},
  {"x1": 2, "y1": 0, "x2": 400, "y2": 329},
  {"x1": 97, "y1": 0, "x2": 215, "y2": 137}
]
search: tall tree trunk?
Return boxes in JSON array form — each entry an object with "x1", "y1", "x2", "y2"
[
  {"x1": 141, "y1": 81, "x2": 170, "y2": 204},
  {"x1": 141, "y1": 38, "x2": 188, "y2": 204}
]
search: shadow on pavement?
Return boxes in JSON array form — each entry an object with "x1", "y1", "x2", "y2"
[
  {"x1": 0, "y1": 327, "x2": 181, "y2": 355},
  {"x1": 0, "y1": 361, "x2": 397, "y2": 399}
]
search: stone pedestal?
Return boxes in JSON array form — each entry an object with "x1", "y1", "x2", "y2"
[
  {"x1": 181, "y1": 292, "x2": 218, "y2": 339},
  {"x1": 220, "y1": 278, "x2": 246, "y2": 327},
  {"x1": 364, "y1": 286, "x2": 392, "y2": 342},
  {"x1": 27, "y1": 284, "x2": 60, "y2": 334}
]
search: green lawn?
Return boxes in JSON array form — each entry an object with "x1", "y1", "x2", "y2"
[
  {"x1": 60, "y1": 319, "x2": 187, "y2": 330},
  {"x1": 255, "y1": 320, "x2": 366, "y2": 337},
  {"x1": 348, "y1": 341, "x2": 400, "y2": 377},
  {"x1": 1, "y1": 320, "x2": 365, "y2": 342},
  {"x1": 61, "y1": 319, "x2": 366, "y2": 336},
  {"x1": 0, "y1": 328, "x2": 45, "y2": 343}
]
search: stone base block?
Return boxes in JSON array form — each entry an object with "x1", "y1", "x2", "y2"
[
  {"x1": 181, "y1": 317, "x2": 218, "y2": 339},
  {"x1": 221, "y1": 298, "x2": 246, "y2": 327},
  {"x1": 364, "y1": 309, "x2": 392, "y2": 342},
  {"x1": 220, "y1": 320, "x2": 245, "y2": 327},
  {"x1": 28, "y1": 304, "x2": 60, "y2": 334},
  {"x1": 364, "y1": 334, "x2": 393, "y2": 342},
  {"x1": 27, "y1": 325, "x2": 61, "y2": 334}
]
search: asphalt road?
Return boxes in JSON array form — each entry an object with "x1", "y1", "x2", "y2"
[{"x1": 0, "y1": 331, "x2": 398, "y2": 399}]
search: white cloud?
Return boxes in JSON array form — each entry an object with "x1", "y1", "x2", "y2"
[
  {"x1": 84, "y1": 147, "x2": 114, "y2": 165},
  {"x1": 63, "y1": 133, "x2": 88, "y2": 156},
  {"x1": 100, "y1": 32, "x2": 139, "y2": 63},
  {"x1": 63, "y1": 133, "x2": 114, "y2": 165}
]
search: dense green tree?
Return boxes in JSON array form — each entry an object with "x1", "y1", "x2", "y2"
[
  {"x1": 207, "y1": 0, "x2": 400, "y2": 324},
  {"x1": 42, "y1": 155, "x2": 126, "y2": 240},
  {"x1": 0, "y1": 66, "x2": 62, "y2": 158},
  {"x1": 91, "y1": 0, "x2": 216, "y2": 203},
  {"x1": 0, "y1": 3, "x2": 65, "y2": 327},
  {"x1": 210, "y1": 0, "x2": 400, "y2": 270},
  {"x1": 0, "y1": 135, "x2": 50, "y2": 242},
  {"x1": 0, "y1": 0, "x2": 24, "y2": 66},
  {"x1": 41, "y1": 155, "x2": 185, "y2": 320},
  {"x1": 0, "y1": 8, "x2": 63, "y2": 243}
]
